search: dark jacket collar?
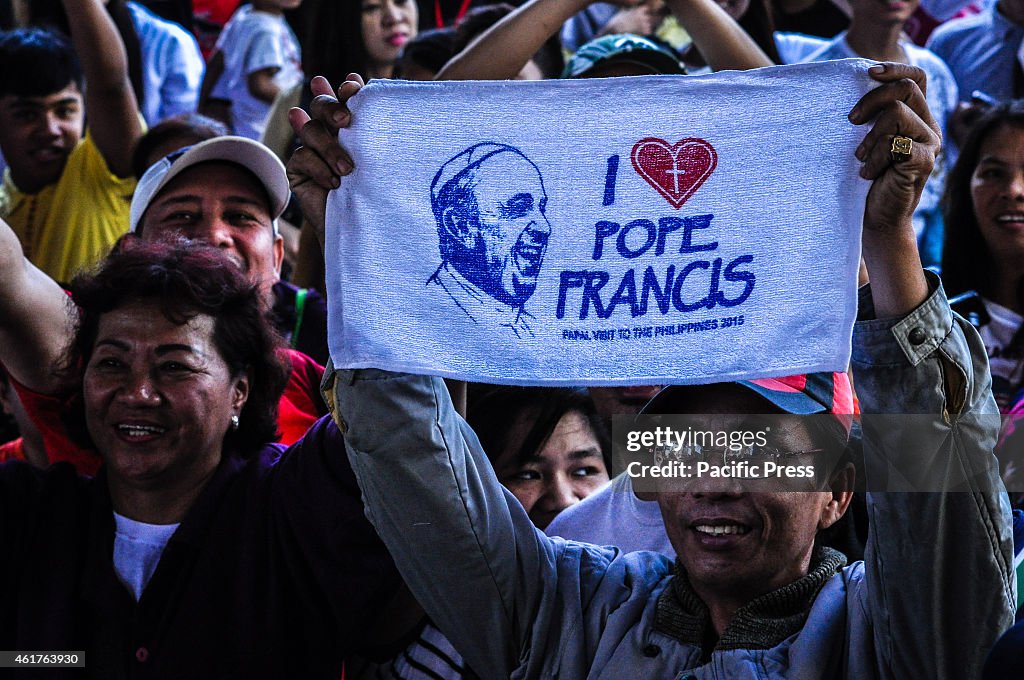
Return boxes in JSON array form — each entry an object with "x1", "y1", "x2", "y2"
[{"x1": 654, "y1": 546, "x2": 847, "y2": 652}]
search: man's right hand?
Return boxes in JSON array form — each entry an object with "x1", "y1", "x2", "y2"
[{"x1": 287, "y1": 74, "x2": 363, "y2": 248}]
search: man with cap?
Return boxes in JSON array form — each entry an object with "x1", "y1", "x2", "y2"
[
  {"x1": 129, "y1": 135, "x2": 329, "y2": 366},
  {"x1": 548, "y1": 373, "x2": 854, "y2": 558},
  {"x1": 291, "y1": 61, "x2": 1013, "y2": 679},
  {"x1": 0, "y1": 136, "x2": 327, "y2": 473},
  {"x1": 427, "y1": 141, "x2": 552, "y2": 337},
  {"x1": 130, "y1": 136, "x2": 287, "y2": 296}
]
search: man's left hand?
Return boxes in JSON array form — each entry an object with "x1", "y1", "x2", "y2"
[
  {"x1": 849, "y1": 63, "x2": 941, "y2": 237},
  {"x1": 848, "y1": 63, "x2": 938, "y2": 317}
]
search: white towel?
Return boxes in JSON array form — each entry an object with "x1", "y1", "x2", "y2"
[{"x1": 326, "y1": 59, "x2": 874, "y2": 386}]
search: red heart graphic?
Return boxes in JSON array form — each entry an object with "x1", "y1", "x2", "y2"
[{"x1": 631, "y1": 137, "x2": 718, "y2": 209}]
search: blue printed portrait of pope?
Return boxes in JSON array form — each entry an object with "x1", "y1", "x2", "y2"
[{"x1": 427, "y1": 142, "x2": 551, "y2": 338}]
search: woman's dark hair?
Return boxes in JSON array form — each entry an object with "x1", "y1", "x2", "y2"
[
  {"x1": 0, "y1": 27, "x2": 83, "y2": 98},
  {"x1": 941, "y1": 100, "x2": 1024, "y2": 298},
  {"x1": 302, "y1": 1, "x2": 369, "y2": 89},
  {"x1": 28, "y1": 0, "x2": 145, "y2": 114},
  {"x1": 468, "y1": 387, "x2": 611, "y2": 470},
  {"x1": 738, "y1": 0, "x2": 780, "y2": 65},
  {"x1": 131, "y1": 113, "x2": 230, "y2": 179},
  {"x1": 64, "y1": 238, "x2": 290, "y2": 454},
  {"x1": 394, "y1": 26, "x2": 456, "y2": 78}
]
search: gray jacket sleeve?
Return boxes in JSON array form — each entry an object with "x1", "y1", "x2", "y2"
[
  {"x1": 851, "y1": 275, "x2": 1015, "y2": 678},
  {"x1": 325, "y1": 369, "x2": 567, "y2": 679}
]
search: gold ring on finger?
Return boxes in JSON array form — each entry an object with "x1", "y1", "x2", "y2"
[{"x1": 889, "y1": 135, "x2": 913, "y2": 163}]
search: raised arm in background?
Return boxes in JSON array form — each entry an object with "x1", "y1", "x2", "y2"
[
  {"x1": 62, "y1": 0, "x2": 143, "y2": 178},
  {"x1": 436, "y1": 0, "x2": 772, "y2": 81},
  {"x1": 0, "y1": 216, "x2": 77, "y2": 395}
]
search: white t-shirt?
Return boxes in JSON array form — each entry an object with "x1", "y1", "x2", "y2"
[
  {"x1": 113, "y1": 512, "x2": 180, "y2": 601},
  {"x1": 128, "y1": 1, "x2": 205, "y2": 126},
  {"x1": 545, "y1": 472, "x2": 675, "y2": 558},
  {"x1": 980, "y1": 298, "x2": 1024, "y2": 410},
  {"x1": 213, "y1": 4, "x2": 302, "y2": 140}
]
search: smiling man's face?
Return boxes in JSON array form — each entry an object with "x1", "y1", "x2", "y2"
[
  {"x1": 659, "y1": 482, "x2": 836, "y2": 605},
  {"x1": 138, "y1": 162, "x2": 283, "y2": 298},
  {"x1": 653, "y1": 385, "x2": 846, "y2": 605},
  {"x1": 458, "y1": 153, "x2": 552, "y2": 307},
  {"x1": 0, "y1": 83, "x2": 83, "y2": 193}
]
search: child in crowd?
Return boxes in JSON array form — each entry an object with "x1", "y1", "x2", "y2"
[
  {"x1": 0, "y1": 0, "x2": 142, "y2": 284},
  {"x1": 200, "y1": 0, "x2": 303, "y2": 140}
]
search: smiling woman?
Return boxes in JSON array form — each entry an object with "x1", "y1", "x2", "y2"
[
  {"x1": 0, "y1": 238, "x2": 403, "y2": 676},
  {"x1": 52, "y1": 238, "x2": 286, "y2": 553},
  {"x1": 83, "y1": 304, "x2": 247, "y2": 518},
  {"x1": 943, "y1": 100, "x2": 1024, "y2": 412},
  {"x1": 64, "y1": 238, "x2": 285, "y2": 484}
]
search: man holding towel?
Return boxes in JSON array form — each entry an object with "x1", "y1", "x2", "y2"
[{"x1": 288, "y1": 63, "x2": 1014, "y2": 678}]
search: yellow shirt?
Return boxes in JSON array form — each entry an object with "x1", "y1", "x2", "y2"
[{"x1": 0, "y1": 134, "x2": 136, "y2": 284}]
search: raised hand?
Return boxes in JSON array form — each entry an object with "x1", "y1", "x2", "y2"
[
  {"x1": 287, "y1": 74, "x2": 364, "y2": 245},
  {"x1": 849, "y1": 63, "x2": 939, "y2": 317}
]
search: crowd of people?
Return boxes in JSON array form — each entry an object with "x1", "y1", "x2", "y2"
[{"x1": 0, "y1": 0, "x2": 1023, "y2": 677}]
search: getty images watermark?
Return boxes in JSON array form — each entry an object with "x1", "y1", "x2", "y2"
[
  {"x1": 612, "y1": 413, "x2": 1011, "y2": 494},
  {"x1": 624, "y1": 425, "x2": 817, "y2": 482}
]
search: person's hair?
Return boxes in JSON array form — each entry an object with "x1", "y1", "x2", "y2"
[
  {"x1": 0, "y1": 27, "x2": 83, "y2": 98},
  {"x1": 63, "y1": 238, "x2": 289, "y2": 454},
  {"x1": 941, "y1": 100, "x2": 1024, "y2": 298},
  {"x1": 26, "y1": 0, "x2": 144, "y2": 111},
  {"x1": 737, "y1": 0, "x2": 781, "y2": 65},
  {"x1": 452, "y1": 4, "x2": 516, "y2": 52},
  {"x1": 468, "y1": 387, "x2": 611, "y2": 470},
  {"x1": 302, "y1": 1, "x2": 370, "y2": 89},
  {"x1": 394, "y1": 27, "x2": 456, "y2": 78},
  {"x1": 130, "y1": 113, "x2": 230, "y2": 179},
  {"x1": 433, "y1": 164, "x2": 483, "y2": 261}
]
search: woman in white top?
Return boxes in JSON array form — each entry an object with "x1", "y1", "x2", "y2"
[{"x1": 942, "y1": 99, "x2": 1024, "y2": 412}]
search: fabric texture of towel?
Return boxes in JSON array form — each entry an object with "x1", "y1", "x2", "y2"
[{"x1": 325, "y1": 59, "x2": 874, "y2": 386}]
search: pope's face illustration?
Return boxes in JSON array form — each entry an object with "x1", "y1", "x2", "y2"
[{"x1": 458, "y1": 153, "x2": 552, "y2": 306}]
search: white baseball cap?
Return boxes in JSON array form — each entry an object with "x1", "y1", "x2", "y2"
[{"x1": 129, "y1": 136, "x2": 290, "y2": 235}]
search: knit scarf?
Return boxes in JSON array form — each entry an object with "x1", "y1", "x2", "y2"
[{"x1": 654, "y1": 546, "x2": 847, "y2": 651}]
